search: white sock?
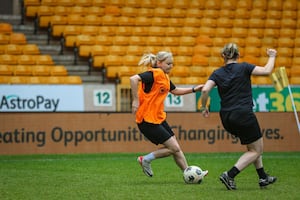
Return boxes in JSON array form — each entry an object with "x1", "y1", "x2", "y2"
[{"x1": 143, "y1": 153, "x2": 155, "y2": 162}]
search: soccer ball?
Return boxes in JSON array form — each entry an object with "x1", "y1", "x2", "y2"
[{"x1": 183, "y1": 166, "x2": 206, "y2": 184}]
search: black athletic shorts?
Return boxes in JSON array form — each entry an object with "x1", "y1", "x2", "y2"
[
  {"x1": 220, "y1": 110, "x2": 262, "y2": 145},
  {"x1": 137, "y1": 120, "x2": 174, "y2": 145}
]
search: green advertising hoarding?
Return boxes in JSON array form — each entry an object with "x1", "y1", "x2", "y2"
[{"x1": 196, "y1": 86, "x2": 300, "y2": 112}]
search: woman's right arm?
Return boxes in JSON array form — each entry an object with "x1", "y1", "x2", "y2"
[{"x1": 252, "y1": 48, "x2": 277, "y2": 76}]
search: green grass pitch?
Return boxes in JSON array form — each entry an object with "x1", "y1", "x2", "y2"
[{"x1": 0, "y1": 152, "x2": 299, "y2": 200}]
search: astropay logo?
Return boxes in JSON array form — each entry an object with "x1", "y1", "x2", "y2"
[{"x1": 0, "y1": 95, "x2": 60, "y2": 111}]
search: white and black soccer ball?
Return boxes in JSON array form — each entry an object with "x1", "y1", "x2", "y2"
[{"x1": 183, "y1": 166, "x2": 206, "y2": 184}]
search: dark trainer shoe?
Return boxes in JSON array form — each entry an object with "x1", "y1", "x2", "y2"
[
  {"x1": 220, "y1": 172, "x2": 237, "y2": 190},
  {"x1": 259, "y1": 175, "x2": 277, "y2": 188}
]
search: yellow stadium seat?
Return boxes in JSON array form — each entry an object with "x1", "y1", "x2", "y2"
[
  {"x1": 87, "y1": 6, "x2": 105, "y2": 16},
  {"x1": 123, "y1": 55, "x2": 140, "y2": 66},
  {"x1": 105, "y1": 55, "x2": 123, "y2": 66},
  {"x1": 0, "y1": 23, "x2": 12, "y2": 34},
  {"x1": 176, "y1": 46, "x2": 194, "y2": 56},
  {"x1": 126, "y1": 45, "x2": 144, "y2": 56},
  {"x1": 121, "y1": 7, "x2": 137, "y2": 17},
  {"x1": 233, "y1": 19, "x2": 248, "y2": 28},
  {"x1": 17, "y1": 55, "x2": 36, "y2": 65},
  {"x1": 244, "y1": 46, "x2": 261, "y2": 57},
  {"x1": 193, "y1": 45, "x2": 210, "y2": 56},
  {"x1": 80, "y1": 26, "x2": 99, "y2": 36},
  {"x1": 0, "y1": 54, "x2": 18, "y2": 65},
  {"x1": 129, "y1": 36, "x2": 147, "y2": 46},
  {"x1": 0, "y1": 76, "x2": 11, "y2": 84},
  {"x1": 209, "y1": 56, "x2": 222, "y2": 67},
  {"x1": 84, "y1": 15, "x2": 101, "y2": 26},
  {"x1": 290, "y1": 77, "x2": 300, "y2": 84},
  {"x1": 104, "y1": 5, "x2": 121, "y2": 16},
  {"x1": 41, "y1": 0, "x2": 58, "y2": 6},
  {"x1": 280, "y1": 28, "x2": 296, "y2": 38},
  {"x1": 267, "y1": 0, "x2": 282, "y2": 11},
  {"x1": 10, "y1": 33, "x2": 27, "y2": 45},
  {"x1": 113, "y1": 36, "x2": 129, "y2": 46},
  {"x1": 251, "y1": 76, "x2": 272, "y2": 85},
  {"x1": 0, "y1": 65, "x2": 14, "y2": 75},
  {"x1": 169, "y1": 76, "x2": 186, "y2": 85},
  {"x1": 131, "y1": 26, "x2": 148, "y2": 36},
  {"x1": 281, "y1": 19, "x2": 297, "y2": 29},
  {"x1": 13, "y1": 65, "x2": 32, "y2": 76},
  {"x1": 168, "y1": 18, "x2": 184, "y2": 27},
  {"x1": 67, "y1": 14, "x2": 84, "y2": 25},
  {"x1": 179, "y1": 36, "x2": 195, "y2": 46},
  {"x1": 265, "y1": 19, "x2": 281, "y2": 29},
  {"x1": 147, "y1": 36, "x2": 163, "y2": 46},
  {"x1": 26, "y1": 6, "x2": 39, "y2": 17},
  {"x1": 231, "y1": 28, "x2": 248, "y2": 38},
  {"x1": 264, "y1": 28, "x2": 280, "y2": 38},
  {"x1": 245, "y1": 37, "x2": 262, "y2": 47},
  {"x1": 174, "y1": 56, "x2": 192, "y2": 66},
  {"x1": 138, "y1": 8, "x2": 154, "y2": 17},
  {"x1": 76, "y1": 0, "x2": 92, "y2": 7},
  {"x1": 50, "y1": 65, "x2": 68, "y2": 76},
  {"x1": 22, "y1": 44, "x2": 40, "y2": 56},
  {"x1": 277, "y1": 47, "x2": 293, "y2": 57},
  {"x1": 76, "y1": 34, "x2": 95, "y2": 46},
  {"x1": 210, "y1": 47, "x2": 223, "y2": 57},
  {"x1": 109, "y1": 45, "x2": 127, "y2": 55},
  {"x1": 10, "y1": 76, "x2": 28, "y2": 84},
  {"x1": 152, "y1": 17, "x2": 168, "y2": 26},
  {"x1": 215, "y1": 28, "x2": 232, "y2": 38},
  {"x1": 5, "y1": 44, "x2": 23, "y2": 55},
  {"x1": 153, "y1": 7, "x2": 170, "y2": 17},
  {"x1": 115, "y1": 26, "x2": 132, "y2": 36},
  {"x1": 234, "y1": 8, "x2": 250, "y2": 19},
  {"x1": 276, "y1": 57, "x2": 292, "y2": 68},
  {"x1": 24, "y1": 0, "x2": 41, "y2": 6},
  {"x1": 213, "y1": 37, "x2": 229, "y2": 47},
  {"x1": 35, "y1": 55, "x2": 54, "y2": 65},
  {"x1": 205, "y1": 0, "x2": 221, "y2": 10},
  {"x1": 230, "y1": 37, "x2": 245, "y2": 47},
  {"x1": 101, "y1": 15, "x2": 119, "y2": 26},
  {"x1": 251, "y1": 8, "x2": 267, "y2": 19},
  {"x1": 165, "y1": 27, "x2": 182, "y2": 37},
  {"x1": 32, "y1": 65, "x2": 51, "y2": 76},
  {"x1": 148, "y1": 26, "x2": 166, "y2": 36},
  {"x1": 217, "y1": 17, "x2": 233, "y2": 28},
  {"x1": 64, "y1": 76, "x2": 82, "y2": 84},
  {"x1": 118, "y1": 16, "x2": 136, "y2": 26},
  {"x1": 252, "y1": 0, "x2": 267, "y2": 10},
  {"x1": 189, "y1": 0, "x2": 206, "y2": 9},
  {"x1": 189, "y1": 66, "x2": 207, "y2": 77},
  {"x1": 37, "y1": 5, "x2": 53, "y2": 17},
  {"x1": 248, "y1": 18, "x2": 265, "y2": 28},
  {"x1": 56, "y1": 0, "x2": 74, "y2": 6},
  {"x1": 278, "y1": 38, "x2": 294, "y2": 48},
  {"x1": 170, "y1": 8, "x2": 186, "y2": 18},
  {"x1": 140, "y1": 0, "x2": 156, "y2": 8},
  {"x1": 261, "y1": 37, "x2": 278, "y2": 47},
  {"x1": 125, "y1": 0, "x2": 142, "y2": 8},
  {"x1": 185, "y1": 76, "x2": 207, "y2": 85},
  {"x1": 53, "y1": 6, "x2": 70, "y2": 15},
  {"x1": 0, "y1": 34, "x2": 10, "y2": 44},
  {"x1": 182, "y1": 27, "x2": 199, "y2": 37},
  {"x1": 170, "y1": 66, "x2": 189, "y2": 77}
]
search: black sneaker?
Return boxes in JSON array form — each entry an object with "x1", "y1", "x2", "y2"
[
  {"x1": 220, "y1": 172, "x2": 237, "y2": 190},
  {"x1": 259, "y1": 175, "x2": 277, "y2": 188}
]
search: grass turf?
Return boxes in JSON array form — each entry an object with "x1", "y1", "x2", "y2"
[{"x1": 0, "y1": 152, "x2": 299, "y2": 200}]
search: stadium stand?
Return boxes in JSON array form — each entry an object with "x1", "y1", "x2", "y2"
[{"x1": 0, "y1": 0, "x2": 297, "y2": 86}]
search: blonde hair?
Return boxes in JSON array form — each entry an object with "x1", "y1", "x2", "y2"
[
  {"x1": 138, "y1": 51, "x2": 173, "y2": 67},
  {"x1": 221, "y1": 43, "x2": 239, "y2": 62}
]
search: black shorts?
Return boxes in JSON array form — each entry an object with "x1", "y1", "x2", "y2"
[
  {"x1": 137, "y1": 120, "x2": 174, "y2": 145},
  {"x1": 220, "y1": 110, "x2": 262, "y2": 145}
]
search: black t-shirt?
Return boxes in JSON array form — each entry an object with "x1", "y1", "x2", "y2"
[
  {"x1": 139, "y1": 71, "x2": 176, "y2": 93},
  {"x1": 208, "y1": 62, "x2": 255, "y2": 111}
]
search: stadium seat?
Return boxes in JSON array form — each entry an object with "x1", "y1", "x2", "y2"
[
  {"x1": 277, "y1": 47, "x2": 293, "y2": 57},
  {"x1": 164, "y1": 27, "x2": 181, "y2": 37},
  {"x1": 56, "y1": 0, "x2": 74, "y2": 6},
  {"x1": 105, "y1": 55, "x2": 123, "y2": 66},
  {"x1": 170, "y1": 8, "x2": 186, "y2": 18},
  {"x1": 35, "y1": 55, "x2": 54, "y2": 65},
  {"x1": 280, "y1": 28, "x2": 296, "y2": 38},
  {"x1": 181, "y1": 27, "x2": 199, "y2": 37},
  {"x1": 0, "y1": 76, "x2": 11, "y2": 84},
  {"x1": 221, "y1": 0, "x2": 237, "y2": 10},
  {"x1": 230, "y1": 37, "x2": 246, "y2": 47},
  {"x1": 24, "y1": 0, "x2": 41, "y2": 6},
  {"x1": 0, "y1": 54, "x2": 18, "y2": 65},
  {"x1": 129, "y1": 36, "x2": 147, "y2": 46},
  {"x1": 121, "y1": 7, "x2": 137, "y2": 17},
  {"x1": 10, "y1": 76, "x2": 28, "y2": 84},
  {"x1": 0, "y1": 65, "x2": 13, "y2": 75},
  {"x1": 0, "y1": 23, "x2": 13, "y2": 34},
  {"x1": 170, "y1": 66, "x2": 189, "y2": 77},
  {"x1": 41, "y1": 0, "x2": 58, "y2": 6},
  {"x1": 169, "y1": 76, "x2": 186, "y2": 85},
  {"x1": 22, "y1": 44, "x2": 40, "y2": 55},
  {"x1": 101, "y1": 15, "x2": 119, "y2": 26},
  {"x1": 266, "y1": 10, "x2": 282, "y2": 20},
  {"x1": 281, "y1": 19, "x2": 297, "y2": 29},
  {"x1": 147, "y1": 36, "x2": 163, "y2": 46},
  {"x1": 233, "y1": 19, "x2": 248, "y2": 28},
  {"x1": 113, "y1": 36, "x2": 129, "y2": 46},
  {"x1": 193, "y1": 45, "x2": 211, "y2": 56},
  {"x1": 248, "y1": 18, "x2": 265, "y2": 28},
  {"x1": 176, "y1": 46, "x2": 194, "y2": 56},
  {"x1": 0, "y1": 34, "x2": 10, "y2": 44},
  {"x1": 118, "y1": 16, "x2": 136, "y2": 26},
  {"x1": 168, "y1": 18, "x2": 184, "y2": 27},
  {"x1": 217, "y1": 17, "x2": 233, "y2": 28},
  {"x1": 10, "y1": 33, "x2": 27, "y2": 45},
  {"x1": 94, "y1": 35, "x2": 113, "y2": 45},
  {"x1": 37, "y1": 5, "x2": 53, "y2": 17},
  {"x1": 264, "y1": 28, "x2": 280, "y2": 38},
  {"x1": 189, "y1": 66, "x2": 207, "y2": 77},
  {"x1": 53, "y1": 6, "x2": 70, "y2": 15},
  {"x1": 84, "y1": 15, "x2": 101, "y2": 26},
  {"x1": 267, "y1": 0, "x2": 282, "y2": 11},
  {"x1": 13, "y1": 65, "x2": 32, "y2": 76},
  {"x1": 76, "y1": 0, "x2": 93, "y2": 7},
  {"x1": 80, "y1": 26, "x2": 99, "y2": 36},
  {"x1": 64, "y1": 76, "x2": 82, "y2": 84},
  {"x1": 17, "y1": 55, "x2": 36, "y2": 65},
  {"x1": 109, "y1": 45, "x2": 127, "y2": 55},
  {"x1": 185, "y1": 76, "x2": 207, "y2": 85},
  {"x1": 153, "y1": 8, "x2": 170, "y2": 18},
  {"x1": 152, "y1": 17, "x2": 168, "y2": 27},
  {"x1": 235, "y1": 8, "x2": 250, "y2": 19},
  {"x1": 209, "y1": 56, "x2": 222, "y2": 67},
  {"x1": 265, "y1": 19, "x2": 281, "y2": 29},
  {"x1": 179, "y1": 36, "x2": 195, "y2": 46},
  {"x1": 213, "y1": 37, "x2": 229, "y2": 47},
  {"x1": 126, "y1": 45, "x2": 144, "y2": 56},
  {"x1": 87, "y1": 6, "x2": 105, "y2": 16},
  {"x1": 278, "y1": 38, "x2": 294, "y2": 48},
  {"x1": 5, "y1": 44, "x2": 23, "y2": 55},
  {"x1": 245, "y1": 37, "x2": 262, "y2": 47},
  {"x1": 201, "y1": 18, "x2": 217, "y2": 28},
  {"x1": 215, "y1": 28, "x2": 232, "y2": 38},
  {"x1": 205, "y1": 0, "x2": 221, "y2": 10},
  {"x1": 138, "y1": 8, "x2": 154, "y2": 17},
  {"x1": 50, "y1": 65, "x2": 68, "y2": 76},
  {"x1": 247, "y1": 28, "x2": 264, "y2": 38},
  {"x1": 123, "y1": 55, "x2": 140, "y2": 66},
  {"x1": 174, "y1": 56, "x2": 192, "y2": 66},
  {"x1": 252, "y1": 0, "x2": 267, "y2": 10},
  {"x1": 67, "y1": 14, "x2": 84, "y2": 25},
  {"x1": 231, "y1": 28, "x2": 248, "y2": 38},
  {"x1": 251, "y1": 8, "x2": 267, "y2": 19},
  {"x1": 32, "y1": 65, "x2": 51, "y2": 76},
  {"x1": 148, "y1": 27, "x2": 166, "y2": 37}
]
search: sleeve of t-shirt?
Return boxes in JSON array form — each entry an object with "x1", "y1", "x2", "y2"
[
  {"x1": 170, "y1": 80, "x2": 176, "y2": 91},
  {"x1": 244, "y1": 62, "x2": 256, "y2": 74}
]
